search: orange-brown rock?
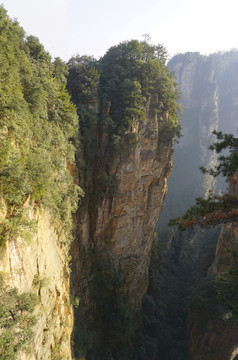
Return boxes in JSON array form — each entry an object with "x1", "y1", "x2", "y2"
[
  {"x1": 0, "y1": 207, "x2": 73, "y2": 360},
  {"x1": 71, "y1": 114, "x2": 173, "y2": 312}
]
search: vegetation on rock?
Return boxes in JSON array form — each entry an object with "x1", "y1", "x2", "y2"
[
  {"x1": 170, "y1": 130, "x2": 238, "y2": 316},
  {"x1": 170, "y1": 131, "x2": 238, "y2": 230},
  {"x1": 98, "y1": 40, "x2": 181, "y2": 144},
  {"x1": 67, "y1": 41, "x2": 181, "y2": 201},
  {"x1": 67, "y1": 40, "x2": 181, "y2": 359},
  {"x1": 0, "y1": 6, "x2": 82, "y2": 248},
  {"x1": 140, "y1": 51, "x2": 238, "y2": 360},
  {"x1": 0, "y1": 272, "x2": 38, "y2": 359},
  {"x1": 0, "y1": 7, "x2": 182, "y2": 359}
]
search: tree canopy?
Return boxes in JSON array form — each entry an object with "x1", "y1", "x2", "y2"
[
  {"x1": 67, "y1": 40, "x2": 181, "y2": 148},
  {"x1": 170, "y1": 131, "x2": 238, "y2": 230},
  {"x1": 66, "y1": 40, "x2": 182, "y2": 210},
  {"x1": 0, "y1": 6, "x2": 82, "y2": 248},
  {"x1": 99, "y1": 40, "x2": 181, "y2": 142}
]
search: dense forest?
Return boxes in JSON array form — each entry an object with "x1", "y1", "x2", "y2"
[
  {"x1": 0, "y1": 5, "x2": 238, "y2": 360},
  {"x1": 0, "y1": 7, "x2": 81, "y2": 358},
  {"x1": 66, "y1": 41, "x2": 181, "y2": 201}
]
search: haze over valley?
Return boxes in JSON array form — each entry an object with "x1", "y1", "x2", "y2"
[{"x1": 0, "y1": 3, "x2": 237, "y2": 360}]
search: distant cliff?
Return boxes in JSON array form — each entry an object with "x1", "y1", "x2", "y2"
[
  {"x1": 158, "y1": 51, "x2": 238, "y2": 237},
  {"x1": 153, "y1": 51, "x2": 238, "y2": 360}
]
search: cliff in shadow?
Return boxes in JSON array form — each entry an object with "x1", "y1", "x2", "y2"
[
  {"x1": 188, "y1": 171, "x2": 238, "y2": 360},
  {"x1": 142, "y1": 51, "x2": 238, "y2": 360},
  {"x1": 158, "y1": 51, "x2": 238, "y2": 237},
  {"x1": 67, "y1": 42, "x2": 181, "y2": 359}
]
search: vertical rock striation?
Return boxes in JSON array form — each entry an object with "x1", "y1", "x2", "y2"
[
  {"x1": 0, "y1": 207, "x2": 73, "y2": 360},
  {"x1": 0, "y1": 8, "x2": 79, "y2": 359},
  {"x1": 158, "y1": 51, "x2": 238, "y2": 236},
  {"x1": 188, "y1": 172, "x2": 238, "y2": 360},
  {"x1": 153, "y1": 51, "x2": 238, "y2": 359},
  {"x1": 72, "y1": 114, "x2": 173, "y2": 312},
  {"x1": 68, "y1": 42, "x2": 181, "y2": 358}
]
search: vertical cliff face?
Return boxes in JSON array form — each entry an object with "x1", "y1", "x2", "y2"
[
  {"x1": 71, "y1": 114, "x2": 174, "y2": 360},
  {"x1": 0, "y1": 8, "x2": 79, "y2": 360},
  {"x1": 188, "y1": 225, "x2": 238, "y2": 360},
  {"x1": 94, "y1": 128, "x2": 172, "y2": 310},
  {"x1": 188, "y1": 172, "x2": 238, "y2": 360},
  {"x1": 73, "y1": 114, "x2": 173, "y2": 310},
  {"x1": 159, "y1": 53, "x2": 220, "y2": 230},
  {"x1": 158, "y1": 51, "x2": 238, "y2": 236},
  {"x1": 171, "y1": 53, "x2": 238, "y2": 360},
  {"x1": 0, "y1": 207, "x2": 73, "y2": 360},
  {"x1": 0, "y1": 10, "x2": 180, "y2": 359},
  {"x1": 152, "y1": 51, "x2": 238, "y2": 359},
  {"x1": 68, "y1": 42, "x2": 180, "y2": 358}
]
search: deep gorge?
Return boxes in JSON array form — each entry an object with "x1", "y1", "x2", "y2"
[{"x1": 0, "y1": 7, "x2": 238, "y2": 360}]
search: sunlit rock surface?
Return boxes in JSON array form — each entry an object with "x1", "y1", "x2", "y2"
[
  {"x1": 71, "y1": 112, "x2": 173, "y2": 312},
  {"x1": 0, "y1": 208, "x2": 73, "y2": 360}
]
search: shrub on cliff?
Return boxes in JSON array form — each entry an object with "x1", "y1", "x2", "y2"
[
  {"x1": 0, "y1": 6, "x2": 82, "y2": 248},
  {"x1": 67, "y1": 40, "x2": 181, "y2": 205},
  {"x1": 169, "y1": 131, "x2": 238, "y2": 230},
  {"x1": 0, "y1": 272, "x2": 38, "y2": 359},
  {"x1": 170, "y1": 131, "x2": 238, "y2": 315},
  {"x1": 99, "y1": 40, "x2": 181, "y2": 143}
]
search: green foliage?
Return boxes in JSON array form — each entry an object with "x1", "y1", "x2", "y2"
[
  {"x1": 67, "y1": 55, "x2": 99, "y2": 104},
  {"x1": 0, "y1": 6, "x2": 82, "y2": 247},
  {"x1": 170, "y1": 131, "x2": 238, "y2": 230},
  {"x1": 32, "y1": 274, "x2": 50, "y2": 290},
  {"x1": 0, "y1": 209, "x2": 36, "y2": 247},
  {"x1": 215, "y1": 239, "x2": 238, "y2": 314},
  {"x1": 169, "y1": 193, "x2": 238, "y2": 230},
  {"x1": 99, "y1": 40, "x2": 181, "y2": 144},
  {"x1": 25, "y1": 35, "x2": 51, "y2": 63},
  {"x1": 0, "y1": 272, "x2": 38, "y2": 359},
  {"x1": 70, "y1": 295, "x2": 80, "y2": 308},
  {"x1": 67, "y1": 40, "x2": 181, "y2": 212},
  {"x1": 200, "y1": 130, "x2": 238, "y2": 178}
]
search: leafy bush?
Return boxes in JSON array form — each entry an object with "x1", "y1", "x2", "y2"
[
  {"x1": 0, "y1": 272, "x2": 38, "y2": 359},
  {"x1": 0, "y1": 6, "x2": 83, "y2": 247},
  {"x1": 99, "y1": 40, "x2": 181, "y2": 146},
  {"x1": 67, "y1": 40, "x2": 181, "y2": 212}
]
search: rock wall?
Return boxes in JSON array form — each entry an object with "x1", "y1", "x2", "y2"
[
  {"x1": 0, "y1": 206, "x2": 73, "y2": 360},
  {"x1": 97, "y1": 122, "x2": 172, "y2": 309},
  {"x1": 72, "y1": 114, "x2": 173, "y2": 312},
  {"x1": 157, "y1": 51, "x2": 238, "y2": 237},
  {"x1": 188, "y1": 172, "x2": 238, "y2": 360},
  {"x1": 188, "y1": 225, "x2": 238, "y2": 360},
  {"x1": 153, "y1": 51, "x2": 238, "y2": 359},
  {"x1": 72, "y1": 112, "x2": 173, "y2": 359}
]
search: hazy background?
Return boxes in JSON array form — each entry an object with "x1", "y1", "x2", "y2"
[{"x1": 2, "y1": 0, "x2": 238, "y2": 60}]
